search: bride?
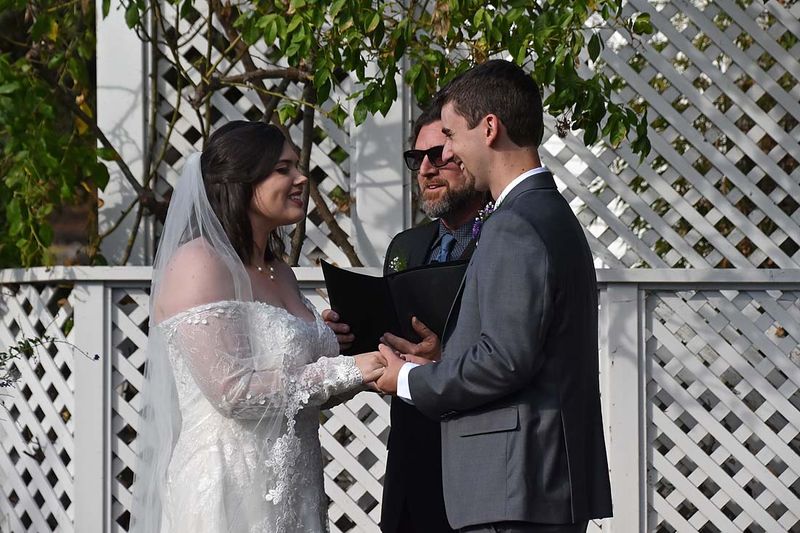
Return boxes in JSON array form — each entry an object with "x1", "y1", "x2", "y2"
[{"x1": 130, "y1": 121, "x2": 385, "y2": 533}]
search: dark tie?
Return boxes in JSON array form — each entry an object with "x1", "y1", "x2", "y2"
[{"x1": 435, "y1": 233, "x2": 456, "y2": 263}]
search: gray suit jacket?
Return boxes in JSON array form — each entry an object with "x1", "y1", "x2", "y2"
[{"x1": 408, "y1": 171, "x2": 612, "y2": 529}]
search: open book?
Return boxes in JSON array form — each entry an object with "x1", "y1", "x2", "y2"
[{"x1": 321, "y1": 260, "x2": 469, "y2": 356}]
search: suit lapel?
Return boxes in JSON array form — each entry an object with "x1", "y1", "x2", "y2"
[
  {"x1": 442, "y1": 172, "x2": 555, "y2": 345},
  {"x1": 441, "y1": 268, "x2": 468, "y2": 344}
]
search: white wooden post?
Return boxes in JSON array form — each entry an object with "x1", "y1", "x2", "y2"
[
  {"x1": 72, "y1": 281, "x2": 109, "y2": 533},
  {"x1": 351, "y1": 68, "x2": 411, "y2": 267},
  {"x1": 601, "y1": 282, "x2": 645, "y2": 532},
  {"x1": 95, "y1": 3, "x2": 152, "y2": 265}
]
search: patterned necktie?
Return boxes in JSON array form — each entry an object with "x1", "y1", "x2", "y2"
[{"x1": 435, "y1": 233, "x2": 457, "y2": 263}]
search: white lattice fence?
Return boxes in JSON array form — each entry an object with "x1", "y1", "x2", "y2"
[
  {"x1": 0, "y1": 282, "x2": 76, "y2": 533},
  {"x1": 646, "y1": 288, "x2": 800, "y2": 532},
  {"x1": 4, "y1": 268, "x2": 800, "y2": 533},
  {"x1": 540, "y1": 0, "x2": 799, "y2": 270}
]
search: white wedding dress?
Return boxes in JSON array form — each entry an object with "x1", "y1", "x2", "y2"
[{"x1": 156, "y1": 298, "x2": 362, "y2": 533}]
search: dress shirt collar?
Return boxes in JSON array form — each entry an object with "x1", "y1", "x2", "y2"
[
  {"x1": 428, "y1": 218, "x2": 474, "y2": 264},
  {"x1": 494, "y1": 166, "x2": 550, "y2": 207}
]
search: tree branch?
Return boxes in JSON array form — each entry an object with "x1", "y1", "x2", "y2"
[
  {"x1": 308, "y1": 180, "x2": 362, "y2": 266},
  {"x1": 289, "y1": 84, "x2": 315, "y2": 266},
  {"x1": 220, "y1": 67, "x2": 311, "y2": 84}
]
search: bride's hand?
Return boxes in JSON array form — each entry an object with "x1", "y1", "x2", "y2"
[{"x1": 354, "y1": 351, "x2": 386, "y2": 383}]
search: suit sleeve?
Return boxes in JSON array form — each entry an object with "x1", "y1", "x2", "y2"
[{"x1": 408, "y1": 209, "x2": 554, "y2": 418}]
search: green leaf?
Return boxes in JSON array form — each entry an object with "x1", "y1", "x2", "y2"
[
  {"x1": 329, "y1": 0, "x2": 347, "y2": 18},
  {"x1": 287, "y1": 15, "x2": 302, "y2": 33},
  {"x1": 515, "y1": 38, "x2": 529, "y2": 65},
  {"x1": 7, "y1": 200, "x2": 21, "y2": 234},
  {"x1": 609, "y1": 116, "x2": 627, "y2": 147},
  {"x1": 632, "y1": 13, "x2": 653, "y2": 35},
  {"x1": 39, "y1": 225, "x2": 53, "y2": 247},
  {"x1": 328, "y1": 104, "x2": 348, "y2": 128},
  {"x1": 97, "y1": 147, "x2": 116, "y2": 161},
  {"x1": 473, "y1": 8, "x2": 485, "y2": 27},
  {"x1": 285, "y1": 41, "x2": 302, "y2": 58},
  {"x1": 316, "y1": 78, "x2": 332, "y2": 103},
  {"x1": 353, "y1": 99, "x2": 368, "y2": 126},
  {"x1": 583, "y1": 123, "x2": 599, "y2": 146},
  {"x1": 93, "y1": 164, "x2": 110, "y2": 190},
  {"x1": 0, "y1": 83, "x2": 20, "y2": 95},
  {"x1": 125, "y1": 3, "x2": 140, "y2": 28},
  {"x1": 59, "y1": 182, "x2": 72, "y2": 200},
  {"x1": 366, "y1": 12, "x2": 380, "y2": 34},
  {"x1": 180, "y1": 0, "x2": 194, "y2": 19},
  {"x1": 588, "y1": 33, "x2": 601, "y2": 62},
  {"x1": 102, "y1": 0, "x2": 111, "y2": 18},
  {"x1": 265, "y1": 19, "x2": 279, "y2": 44},
  {"x1": 277, "y1": 101, "x2": 298, "y2": 124}
]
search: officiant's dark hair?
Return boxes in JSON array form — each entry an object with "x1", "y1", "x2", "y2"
[
  {"x1": 409, "y1": 92, "x2": 446, "y2": 146},
  {"x1": 200, "y1": 120, "x2": 288, "y2": 264},
  {"x1": 441, "y1": 59, "x2": 543, "y2": 147}
]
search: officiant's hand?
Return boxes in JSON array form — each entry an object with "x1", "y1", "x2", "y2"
[
  {"x1": 380, "y1": 317, "x2": 441, "y2": 362},
  {"x1": 322, "y1": 309, "x2": 355, "y2": 351}
]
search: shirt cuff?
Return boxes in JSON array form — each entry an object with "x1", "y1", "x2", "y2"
[{"x1": 396, "y1": 362, "x2": 419, "y2": 403}]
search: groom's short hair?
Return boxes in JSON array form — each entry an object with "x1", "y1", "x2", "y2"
[{"x1": 441, "y1": 59, "x2": 544, "y2": 148}]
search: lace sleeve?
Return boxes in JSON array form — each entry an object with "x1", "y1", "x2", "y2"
[{"x1": 165, "y1": 303, "x2": 362, "y2": 419}]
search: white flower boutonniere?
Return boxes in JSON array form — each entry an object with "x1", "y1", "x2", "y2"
[{"x1": 388, "y1": 253, "x2": 408, "y2": 273}]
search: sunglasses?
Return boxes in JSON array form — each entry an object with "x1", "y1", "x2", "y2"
[{"x1": 403, "y1": 145, "x2": 453, "y2": 171}]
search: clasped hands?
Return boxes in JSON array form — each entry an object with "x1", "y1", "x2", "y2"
[{"x1": 322, "y1": 310, "x2": 441, "y2": 394}]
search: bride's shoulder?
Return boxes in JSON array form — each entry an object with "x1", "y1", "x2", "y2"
[
  {"x1": 169, "y1": 238, "x2": 229, "y2": 271},
  {"x1": 154, "y1": 239, "x2": 238, "y2": 322}
]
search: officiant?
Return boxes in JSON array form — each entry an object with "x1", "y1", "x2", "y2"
[{"x1": 323, "y1": 95, "x2": 489, "y2": 533}]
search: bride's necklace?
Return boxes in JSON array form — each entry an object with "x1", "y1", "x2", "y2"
[{"x1": 256, "y1": 263, "x2": 276, "y2": 281}]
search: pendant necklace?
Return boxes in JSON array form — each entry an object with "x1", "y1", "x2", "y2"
[{"x1": 256, "y1": 263, "x2": 276, "y2": 280}]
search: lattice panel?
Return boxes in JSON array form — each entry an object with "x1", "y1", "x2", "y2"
[
  {"x1": 0, "y1": 284, "x2": 76, "y2": 532},
  {"x1": 151, "y1": 1, "x2": 355, "y2": 267},
  {"x1": 109, "y1": 288, "x2": 150, "y2": 533},
  {"x1": 321, "y1": 393, "x2": 390, "y2": 533},
  {"x1": 645, "y1": 289, "x2": 800, "y2": 532},
  {"x1": 541, "y1": 0, "x2": 800, "y2": 269}
]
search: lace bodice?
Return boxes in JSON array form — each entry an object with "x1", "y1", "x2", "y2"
[{"x1": 156, "y1": 299, "x2": 362, "y2": 533}]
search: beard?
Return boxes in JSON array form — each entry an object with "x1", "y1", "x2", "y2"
[{"x1": 421, "y1": 182, "x2": 483, "y2": 219}]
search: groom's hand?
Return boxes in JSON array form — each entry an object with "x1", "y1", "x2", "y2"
[
  {"x1": 375, "y1": 344, "x2": 405, "y2": 395},
  {"x1": 322, "y1": 309, "x2": 355, "y2": 351},
  {"x1": 380, "y1": 316, "x2": 441, "y2": 362}
]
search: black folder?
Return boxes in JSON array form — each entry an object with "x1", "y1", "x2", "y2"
[{"x1": 321, "y1": 260, "x2": 469, "y2": 356}]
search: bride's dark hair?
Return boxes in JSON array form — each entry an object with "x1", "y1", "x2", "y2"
[{"x1": 200, "y1": 120, "x2": 288, "y2": 264}]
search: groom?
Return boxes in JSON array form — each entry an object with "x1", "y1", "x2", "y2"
[{"x1": 376, "y1": 60, "x2": 613, "y2": 532}]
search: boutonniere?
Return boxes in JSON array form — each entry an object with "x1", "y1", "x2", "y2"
[
  {"x1": 471, "y1": 201, "x2": 496, "y2": 240},
  {"x1": 388, "y1": 253, "x2": 408, "y2": 273}
]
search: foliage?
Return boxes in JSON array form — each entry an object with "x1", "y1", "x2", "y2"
[
  {"x1": 1, "y1": 0, "x2": 653, "y2": 268},
  {"x1": 0, "y1": 0, "x2": 111, "y2": 267},
  {"x1": 227, "y1": 0, "x2": 653, "y2": 148}
]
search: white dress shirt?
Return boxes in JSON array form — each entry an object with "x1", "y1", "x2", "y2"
[{"x1": 396, "y1": 166, "x2": 551, "y2": 402}]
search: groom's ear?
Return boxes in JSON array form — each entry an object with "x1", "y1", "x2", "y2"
[{"x1": 484, "y1": 114, "x2": 501, "y2": 146}]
